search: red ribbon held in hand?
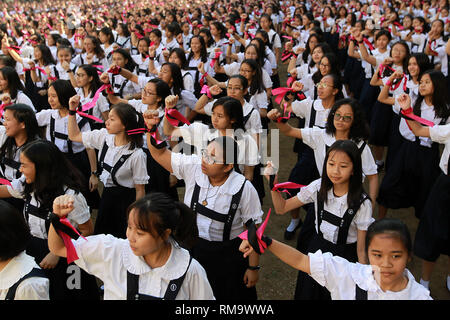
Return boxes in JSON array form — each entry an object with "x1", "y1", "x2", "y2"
[
  {"x1": 165, "y1": 108, "x2": 191, "y2": 127},
  {"x1": 238, "y1": 209, "x2": 272, "y2": 254},
  {"x1": 56, "y1": 218, "x2": 87, "y2": 264}
]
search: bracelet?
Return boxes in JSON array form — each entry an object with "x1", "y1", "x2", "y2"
[
  {"x1": 247, "y1": 265, "x2": 261, "y2": 271},
  {"x1": 149, "y1": 56, "x2": 155, "y2": 60},
  {"x1": 91, "y1": 171, "x2": 99, "y2": 177},
  {"x1": 69, "y1": 110, "x2": 76, "y2": 115}
]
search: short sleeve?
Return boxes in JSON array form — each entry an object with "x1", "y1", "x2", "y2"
[
  {"x1": 301, "y1": 127, "x2": 324, "y2": 150},
  {"x1": 361, "y1": 144, "x2": 377, "y2": 176},
  {"x1": 130, "y1": 149, "x2": 149, "y2": 185},
  {"x1": 291, "y1": 98, "x2": 312, "y2": 119},
  {"x1": 171, "y1": 152, "x2": 201, "y2": 182},
  {"x1": 35, "y1": 109, "x2": 53, "y2": 127},
  {"x1": 7, "y1": 175, "x2": 27, "y2": 199},
  {"x1": 296, "y1": 178, "x2": 320, "y2": 205},
  {"x1": 429, "y1": 123, "x2": 450, "y2": 144},
  {"x1": 353, "y1": 199, "x2": 374, "y2": 231},
  {"x1": 238, "y1": 180, "x2": 264, "y2": 225},
  {"x1": 81, "y1": 128, "x2": 108, "y2": 150}
]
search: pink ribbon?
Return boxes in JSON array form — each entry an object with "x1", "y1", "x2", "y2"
[
  {"x1": 0, "y1": 102, "x2": 12, "y2": 118},
  {"x1": 76, "y1": 84, "x2": 111, "y2": 123},
  {"x1": 199, "y1": 72, "x2": 208, "y2": 87},
  {"x1": 272, "y1": 181, "x2": 305, "y2": 196},
  {"x1": 0, "y1": 178, "x2": 11, "y2": 186},
  {"x1": 210, "y1": 51, "x2": 222, "y2": 68},
  {"x1": 200, "y1": 85, "x2": 212, "y2": 99},
  {"x1": 57, "y1": 218, "x2": 87, "y2": 264},
  {"x1": 276, "y1": 103, "x2": 292, "y2": 123},
  {"x1": 107, "y1": 66, "x2": 121, "y2": 74},
  {"x1": 7, "y1": 46, "x2": 21, "y2": 54},
  {"x1": 401, "y1": 109, "x2": 435, "y2": 127},
  {"x1": 238, "y1": 209, "x2": 272, "y2": 254},
  {"x1": 272, "y1": 87, "x2": 306, "y2": 105},
  {"x1": 165, "y1": 108, "x2": 191, "y2": 127}
]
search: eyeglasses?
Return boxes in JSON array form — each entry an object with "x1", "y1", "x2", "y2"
[
  {"x1": 334, "y1": 113, "x2": 353, "y2": 122},
  {"x1": 315, "y1": 82, "x2": 334, "y2": 89},
  {"x1": 319, "y1": 63, "x2": 330, "y2": 68},
  {"x1": 201, "y1": 149, "x2": 219, "y2": 165},
  {"x1": 240, "y1": 69, "x2": 253, "y2": 74}
]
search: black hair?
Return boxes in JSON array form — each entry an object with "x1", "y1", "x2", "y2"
[
  {"x1": 240, "y1": 59, "x2": 265, "y2": 95},
  {"x1": 169, "y1": 47, "x2": 188, "y2": 70},
  {"x1": 375, "y1": 29, "x2": 392, "y2": 42},
  {"x1": 0, "y1": 66, "x2": 25, "y2": 100},
  {"x1": 408, "y1": 53, "x2": 432, "y2": 80},
  {"x1": 48, "y1": 79, "x2": 77, "y2": 110},
  {"x1": 212, "y1": 96, "x2": 245, "y2": 132},
  {"x1": 244, "y1": 43, "x2": 265, "y2": 67},
  {"x1": 22, "y1": 140, "x2": 84, "y2": 210},
  {"x1": 390, "y1": 40, "x2": 410, "y2": 73},
  {"x1": 99, "y1": 27, "x2": 115, "y2": 45},
  {"x1": 325, "y1": 98, "x2": 370, "y2": 143},
  {"x1": 127, "y1": 192, "x2": 198, "y2": 249},
  {"x1": 56, "y1": 44, "x2": 74, "y2": 57},
  {"x1": 112, "y1": 102, "x2": 145, "y2": 149},
  {"x1": 365, "y1": 218, "x2": 412, "y2": 255},
  {"x1": 0, "y1": 55, "x2": 16, "y2": 68},
  {"x1": 117, "y1": 23, "x2": 131, "y2": 37},
  {"x1": 198, "y1": 28, "x2": 214, "y2": 47},
  {"x1": 413, "y1": 70, "x2": 450, "y2": 120},
  {"x1": 1, "y1": 104, "x2": 40, "y2": 160},
  {"x1": 35, "y1": 44, "x2": 56, "y2": 66},
  {"x1": 113, "y1": 48, "x2": 137, "y2": 72},
  {"x1": 228, "y1": 74, "x2": 249, "y2": 91},
  {"x1": 187, "y1": 35, "x2": 208, "y2": 63},
  {"x1": 161, "y1": 62, "x2": 184, "y2": 96},
  {"x1": 318, "y1": 140, "x2": 365, "y2": 208},
  {"x1": 302, "y1": 33, "x2": 323, "y2": 64},
  {"x1": 77, "y1": 65, "x2": 103, "y2": 98},
  {"x1": 0, "y1": 200, "x2": 31, "y2": 261},
  {"x1": 210, "y1": 21, "x2": 227, "y2": 39},
  {"x1": 83, "y1": 35, "x2": 105, "y2": 60},
  {"x1": 147, "y1": 78, "x2": 171, "y2": 109}
]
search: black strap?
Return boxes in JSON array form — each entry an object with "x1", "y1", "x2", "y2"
[
  {"x1": 111, "y1": 75, "x2": 129, "y2": 97},
  {"x1": 243, "y1": 108, "x2": 257, "y2": 127},
  {"x1": 0, "y1": 156, "x2": 22, "y2": 179},
  {"x1": 98, "y1": 141, "x2": 133, "y2": 187},
  {"x1": 127, "y1": 256, "x2": 193, "y2": 300},
  {"x1": 355, "y1": 285, "x2": 368, "y2": 300},
  {"x1": 309, "y1": 100, "x2": 317, "y2": 128},
  {"x1": 317, "y1": 194, "x2": 370, "y2": 245},
  {"x1": 5, "y1": 268, "x2": 48, "y2": 300},
  {"x1": 53, "y1": 66, "x2": 59, "y2": 79},
  {"x1": 190, "y1": 180, "x2": 247, "y2": 241},
  {"x1": 50, "y1": 116, "x2": 89, "y2": 155}
]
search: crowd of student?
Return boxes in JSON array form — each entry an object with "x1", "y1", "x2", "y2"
[{"x1": 0, "y1": 0, "x2": 448, "y2": 300}]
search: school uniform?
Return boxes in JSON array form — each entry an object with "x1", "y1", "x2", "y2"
[
  {"x1": 294, "y1": 179, "x2": 374, "y2": 300},
  {"x1": 132, "y1": 54, "x2": 150, "y2": 78},
  {"x1": 6, "y1": 176, "x2": 99, "y2": 300},
  {"x1": 0, "y1": 251, "x2": 49, "y2": 300},
  {"x1": 102, "y1": 44, "x2": 115, "y2": 65},
  {"x1": 75, "y1": 87, "x2": 109, "y2": 128},
  {"x1": 36, "y1": 109, "x2": 100, "y2": 209},
  {"x1": 70, "y1": 235, "x2": 214, "y2": 300},
  {"x1": 21, "y1": 59, "x2": 53, "y2": 111},
  {"x1": 425, "y1": 37, "x2": 448, "y2": 76},
  {"x1": 171, "y1": 152, "x2": 263, "y2": 300},
  {"x1": 115, "y1": 35, "x2": 131, "y2": 50},
  {"x1": 377, "y1": 100, "x2": 449, "y2": 219},
  {"x1": 308, "y1": 250, "x2": 432, "y2": 300},
  {"x1": 108, "y1": 72, "x2": 140, "y2": 99},
  {"x1": 369, "y1": 64, "x2": 402, "y2": 148},
  {"x1": 223, "y1": 61, "x2": 273, "y2": 91},
  {"x1": 413, "y1": 123, "x2": 450, "y2": 261},
  {"x1": 128, "y1": 100, "x2": 177, "y2": 199},
  {"x1": 71, "y1": 53, "x2": 107, "y2": 69},
  {"x1": 185, "y1": 55, "x2": 213, "y2": 98},
  {"x1": 49, "y1": 63, "x2": 77, "y2": 81},
  {"x1": 4, "y1": 91, "x2": 36, "y2": 112},
  {"x1": 0, "y1": 126, "x2": 32, "y2": 212},
  {"x1": 81, "y1": 128, "x2": 149, "y2": 238}
]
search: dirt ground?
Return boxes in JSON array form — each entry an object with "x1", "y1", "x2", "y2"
[{"x1": 251, "y1": 63, "x2": 450, "y2": 301}]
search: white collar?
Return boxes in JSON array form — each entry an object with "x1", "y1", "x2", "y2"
[
  {"x1": 0, "y1": 251, "x2": 37, "y2": 289},
  {"x1": 121, "y1": 239, "x2": 190, "y2": 280},
  {"x1": 194, "y1": 169, "x2": 246, "y2": 196}
]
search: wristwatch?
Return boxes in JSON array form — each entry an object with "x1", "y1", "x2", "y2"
[
  {"x1": 91, "y1": 171, "x2": 100, "y2": 177},
  {"x1": 247, "y1": 265, "x2": 261, "y2": 271}
]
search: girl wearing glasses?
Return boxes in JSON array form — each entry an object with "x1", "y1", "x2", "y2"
[
  {"x1": 262, "y1": 139, "x2": 374, "y2": 300},
  {"x1": 142, "y1": 110, "x2": 263, "y2": 300},
  {"x1": 74, "y1": 64, "x2": 110, "y2": 127}
]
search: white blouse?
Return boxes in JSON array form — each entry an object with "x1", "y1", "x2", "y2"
[
  {"x1": 300, "y1": 128, "x2": 378, "y2": 177},
  {"x1": 429, "y1": 123, "x2": 450, "y2": 175},
  {"x1": 72, "y1": 235, "x2": 215, "y2": 300},
  {"x1": 7, "y1": 175, "x2": 91, "y2": 240},
  {"x1": 291, "y1": 98, "x2": 331, "y2": 128},
  {"x1": 297, "y1": 179, "x2": 374, "y2": 244},
  {"x1": 75, "y1": 87, "x2": 110, "y2": 122},
  {"x1": 81, "y1": 128, "x2": 149, "y2": 188},
  {"x1": 0, "y1": 251, "x2": 49, "y2": 300},
  {"x1": 308, "y1": 250, "x2": 432, "y2": 300},
  {"x1": 36, "y1": 109, "x2": 90, "y2": 154},
  {"x1": 171, "y1": 152, "x2": 263, "y2": 241}
]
